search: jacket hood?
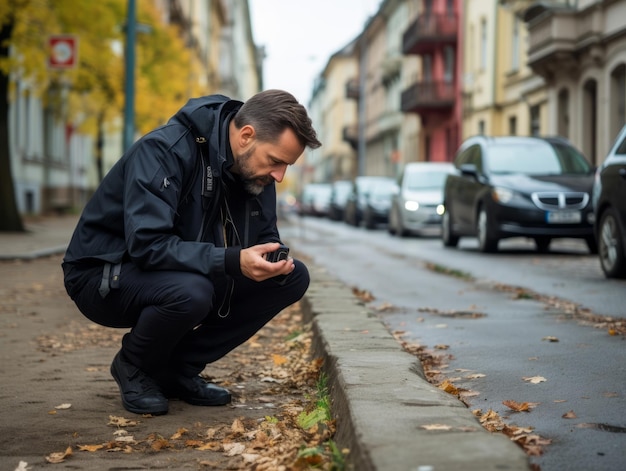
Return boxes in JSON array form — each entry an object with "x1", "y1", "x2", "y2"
[{"x1": 173, "y1": 95, "x2": 243, "y2": 137}]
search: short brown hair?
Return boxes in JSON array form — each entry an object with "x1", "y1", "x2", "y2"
[{"x1": 234, "y1": 89, "x2": 321, "y2": 149}]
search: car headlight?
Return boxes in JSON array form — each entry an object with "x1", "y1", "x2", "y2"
[
  {"x1": 491, "y1": 187, "x2": 514, "y2": 204},
  {"x1": 404, "y1": 200, "x2": 419, "y2": 211},
  {"x1": 436, "y1": 204, "x2": 445, "y2": 215}
]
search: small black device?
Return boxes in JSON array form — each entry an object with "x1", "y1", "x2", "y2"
[{"x1": 266, "y1": 244, "x2": 290, "y2": 262}]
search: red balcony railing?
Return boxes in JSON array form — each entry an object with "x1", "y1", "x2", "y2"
[
  {"x1": 403, "y1": 14, "x2": 458, "y2": 55},
  {"x1": 401, "y1": 81, "x2": 455, "y2": 113}
]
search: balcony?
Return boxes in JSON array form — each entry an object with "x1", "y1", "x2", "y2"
[
  {"x1": 345, "y1": 78, "x2": 360, "y2": 100},
  {"x1": 342, "y1": 125, "x2": 358, "y2": 150},
  {"x1": 403, "y1": 14, "x2": 458, "y2": 55},
  {"x1": 401, "y1": 81, "x2": 455, "y2": 114},
  {"x1": 522, "y1": 5, "x2": 595, "y2": 78}
]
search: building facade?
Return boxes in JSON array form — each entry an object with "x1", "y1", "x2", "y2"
[{"x1": 8, "y1": 0, "x2": 260, "y2": 216}]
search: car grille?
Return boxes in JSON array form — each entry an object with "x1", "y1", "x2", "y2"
[{"x1": 530, "y1": 192, "x2": 589, "y2": 210}]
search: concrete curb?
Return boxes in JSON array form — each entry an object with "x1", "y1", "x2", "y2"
[
  {"x1": 301, "y1": 265, "x2": 530, "y2": 471},
  {"x1": 0, "y1": 245, "x2": 68, "y2": 261}
]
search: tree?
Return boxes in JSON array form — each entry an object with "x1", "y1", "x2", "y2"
[
  {"x1": 0, "y1": 0, "x2": 205, "y2": 231},
  {"x1": 0, "y1": 13, "x2": 23, "y2": 231}
]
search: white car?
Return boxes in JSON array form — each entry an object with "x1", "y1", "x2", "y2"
[{"x1": 388, "y1": 162, "x2": 455, "y2": 237}]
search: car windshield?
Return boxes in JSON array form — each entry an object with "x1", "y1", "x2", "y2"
[
  {"x1": 370, "y1": 180, "x2": 396, "y2": 198},
  {"x1": 486, "y1": 141, "x2": 592, "y2": 175},
  {"x1": 406, "y1": 170, "x2": 451, "y2": 190}
]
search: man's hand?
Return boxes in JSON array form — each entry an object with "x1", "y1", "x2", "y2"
[{"x1": 240, "y1": 242, "x2": 295, "y2": 281}]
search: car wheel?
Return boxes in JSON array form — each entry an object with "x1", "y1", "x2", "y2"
[
  {"x1": 442, "y1": 208, "x2": 459, "y2": 247},
  {"x1": 477, "y1": 207, "x2": 498, "y2": 253},
  {"x1": 388, "y1": 207, "x2": 397, "y2": 235},
  {"x1": 534, "y1": 237, "x2": 551, "y2": 253},
  {"x1": 598, "y1": 208, "x2": 626, "y2": 278},
  {"x1": 395, "y1": 208, "x2": 408, "y2": 237}
]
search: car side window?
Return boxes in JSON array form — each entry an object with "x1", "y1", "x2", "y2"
[
  {"x1": 469, "y1": 145, "x2": 483, "y2": 173},
  {"x1": 455, "y1": 145, "x2": 474, "y2": 167}
]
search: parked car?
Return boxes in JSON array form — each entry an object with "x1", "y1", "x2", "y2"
[
  {"x1": 442, "y1": 135, "x2": 597, "y2": 253},
  {"x1": 299, "y1": 183, "x2": 332, "y2": 217},
  {"x1": 362, "y1": 178, "x2": 397, "y2": 229},
  {"x1": 592, "y1": 124, "x2": 626, "y2": 278},
  {"x1": 328, "y1": 180, "x2": 353, "y2": 221},
  {"x1": 344, "y1": 176, "x2": 395, "y2": 227},
  {"x1": 388, "y1": 162, "x2": 455, "y2": 237}
]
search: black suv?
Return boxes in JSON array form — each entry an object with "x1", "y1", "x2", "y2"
[
  {"x1": 592, "y1": 125, "x2": 626, "y2": 278},
  {"x1": 442, "y1": 135, "x2": 596, "y2": 253}
]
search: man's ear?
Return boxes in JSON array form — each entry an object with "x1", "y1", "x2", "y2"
[{"x1": 239, "y1": 124, "x2": 256, "y2": 147}]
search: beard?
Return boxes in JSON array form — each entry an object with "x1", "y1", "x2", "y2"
[{"x1": 236, "y1": 147, "x2": 273, "y2": 195}]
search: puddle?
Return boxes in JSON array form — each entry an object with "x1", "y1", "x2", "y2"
[{"x1": 577, "y1": 423, "x2": 626, "y2": 433}]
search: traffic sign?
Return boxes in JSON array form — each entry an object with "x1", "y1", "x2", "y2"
[{"x1": 48, "y1": 35, "x2": 78, "y2": 69}]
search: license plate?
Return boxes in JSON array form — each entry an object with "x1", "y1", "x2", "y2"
[{"x1": 546, "y1": 210, "x2": 581, "y2": 224}]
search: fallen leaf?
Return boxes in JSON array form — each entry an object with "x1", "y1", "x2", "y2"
[
  {"x1": 108, "y1": 416, "x2": 139, "y2": 427},
  {"x1": 438, "y1": 380, "x2": 459, "y2": 395},
  {"x1": 523, "y1": 376, "x2": 547, "y2": 384},
  {"x1": 54, "y1": 403, "x2": 72, "y2": 410},
  {"x1": 562, "y1": 410, "x2": 577, "y2": 419},
  {"x1": 542, "y1": 336, "x2": 559, "y2": 342},
  {"x1": 45, "y1": 446, "x2": 72, "y2": 463},
  {"x1": 77, "y1": 444, "x2": 104, "y2": 452},
  {"x1": 503, "y1": 400, "x2": 531, "y2": 412},
  {"x1": 421, "y1": 423, "x2": 452, "y2": 431},
  {"x1": 466, "y1": 373, "x2": 486, "y2": 379},
  {"x1": 242, "y1": 453, "x2": 260, "y2": 463},
  {"x1": 151, "y1": 439, "x2": 170, "y2": 450},
  {"x1": 196, "y1": 441, "x2": 221, "y2": 451},
  {"x1": 223, "y1": 442, "x2": 246, "y2": 456},
  {"x1": 272, "y1": 354, "x2": 287, "y2": 366},
  {"x1": 231, "y1": 418, "x2": 246, "y2": 434},
  {"x1": 170, "y1": 428, "x2": 188, "y2": 440}
]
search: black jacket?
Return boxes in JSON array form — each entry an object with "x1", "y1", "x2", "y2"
[{"x1": 63, "y1": 95, "x2": 282, "y2": 280}]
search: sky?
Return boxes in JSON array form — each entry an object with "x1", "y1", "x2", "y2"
[{"x1": 248, "y1": 0, "x2": 382, "y2": 106}]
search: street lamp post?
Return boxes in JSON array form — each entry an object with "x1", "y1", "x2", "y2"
[{"x1": 123, "y1": 0, "x2": 136, "y2": 152}]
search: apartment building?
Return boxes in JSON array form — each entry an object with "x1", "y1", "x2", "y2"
[
  {"x1": 461, "y1": 0, "x2": 547, "y2": 139},
  {"x1": 503, "y1": 0, "x2": 626, "y2": 165},
  {"x1": 401, "y1": 0, "x2": 461, "y2": 162},
  {"x1": 8, "y1": 0, "x2": 260, "y2": 216},
  {"x1": 306, "y1": 0, "x2": 626, "y2": 185}
]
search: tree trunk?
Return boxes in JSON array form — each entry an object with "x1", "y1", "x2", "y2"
[{"x1": 0, "y1": 19, "x2": 25, "y2": 232}]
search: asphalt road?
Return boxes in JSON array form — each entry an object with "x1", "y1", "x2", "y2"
[{"x1": 282, "y1": 215, "x2": 626, "y2": 471}]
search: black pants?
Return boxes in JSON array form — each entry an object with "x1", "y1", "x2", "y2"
[{"x1": 62, "y1": 260, "x2": 310, "y2": 378}]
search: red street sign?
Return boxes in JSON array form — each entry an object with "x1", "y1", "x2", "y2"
[{"x1": 48, "y1": 35, "x2": 78, "y2": 69}]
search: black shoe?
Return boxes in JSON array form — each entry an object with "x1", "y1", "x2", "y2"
[
  {"x1": 110, "y1": 351, "x2": 169, "y2": 415},
  {"x1": 163, "y1": 375, "x2": 231, "y2": 406}
]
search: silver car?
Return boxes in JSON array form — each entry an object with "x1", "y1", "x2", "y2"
[{"x1": 388, "y1": 162, "x2": 455, "y2": 237}]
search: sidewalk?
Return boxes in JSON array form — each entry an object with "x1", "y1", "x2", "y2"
[{"x1": 0, "y1": 216, "x2": 530, "y2": 470}]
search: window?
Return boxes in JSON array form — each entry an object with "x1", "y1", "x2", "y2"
[
  {"x1": 530, "y1": 105, "x2": 540, "y2": 136},
  {"x1": 511, "y1": 18, "x2": 520, "y2": 71},
  {"x1": 444, "y1": 46, "x2": 455, "y2": 83},
  {"x1": 480, "y1": 19, "x2": 487, "y2": 70},
  {"x1": 478, "y1": 120, "x2": 485, "y2": 135},
  {"x1": 509, "y1": 116, "x2": 517, "y2": 136}
]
